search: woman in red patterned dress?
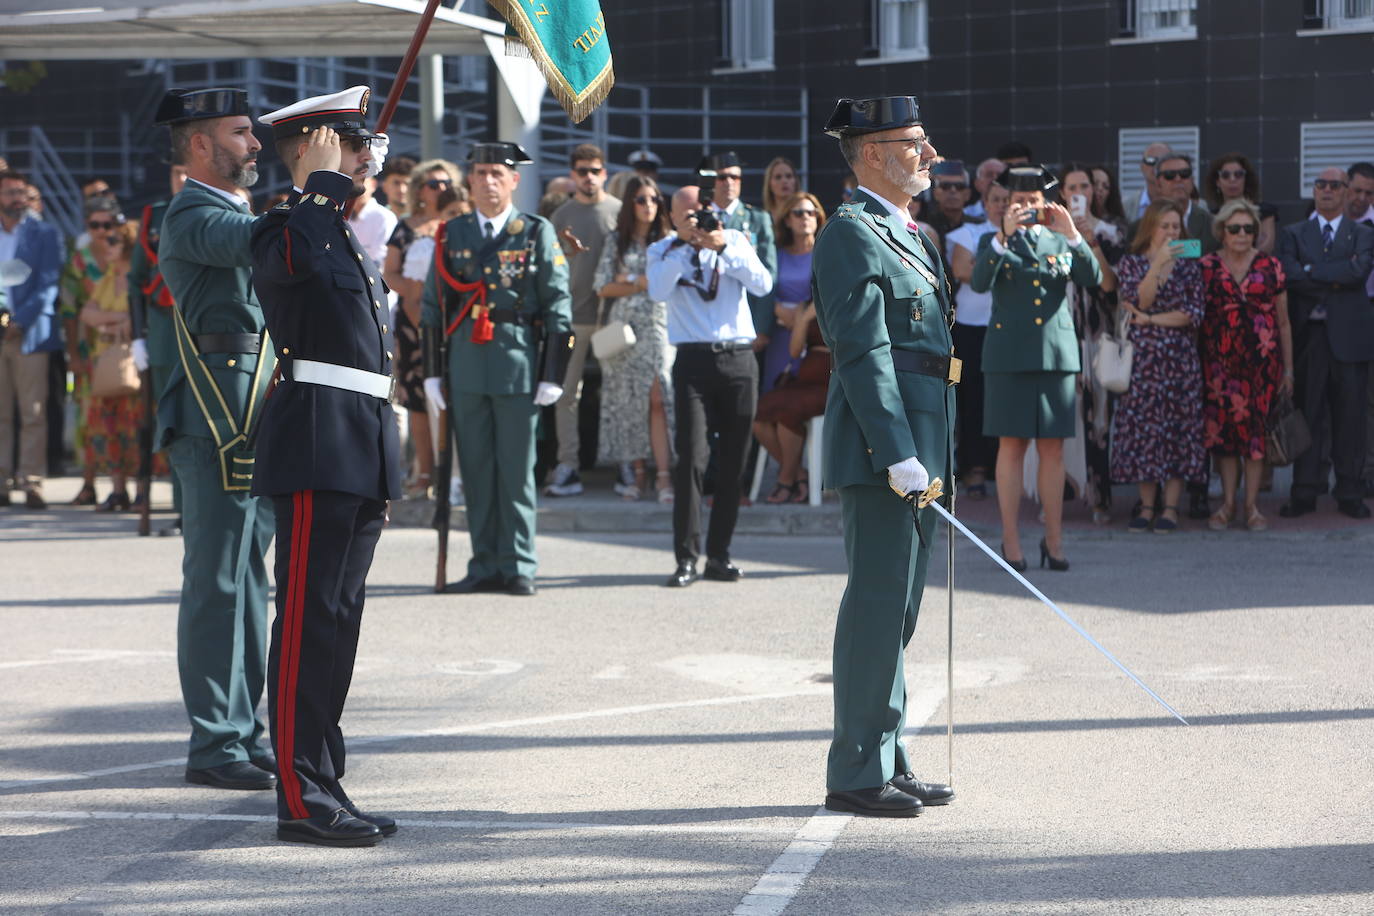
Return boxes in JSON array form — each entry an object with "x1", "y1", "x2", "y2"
[{"x1": 1198, "y1": 199, "x2": 1293, "y2": 531}]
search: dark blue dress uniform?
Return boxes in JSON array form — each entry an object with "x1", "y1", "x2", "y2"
[{"x1": 251, "y1": 156, "x2": 403, "y2": 835}]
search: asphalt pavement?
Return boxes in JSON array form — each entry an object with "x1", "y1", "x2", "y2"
[{"x1": 2, "y1": 477, "x2": 1372, "y2": 914}]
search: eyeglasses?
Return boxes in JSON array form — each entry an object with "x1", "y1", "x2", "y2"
[
  {"x1": 790, "y1": 208, "x2": 819, "y2": 218},
  {"x1": 1224, "y1": 223, "x2": 1257, "y2": 236},
  {"x1": 1314, "y1": 179, "x2": 1348, "y2": 190},
  {"x1": 1159, "y1": 169, "x2": 1193, "y2": 181},
  {"x1": 935, "y1": 182, "x2": 968, "y2": 192},
  {"x1": 633, "y1": 195, "x2": 661, "y2": 205},
  {"x1": 1218, "y1": 169, "x2": 1246, "y2": 180},
  {"x1": 424, "y1": 179, "x2": 452, "y2": 189},
  {"x1": 87, "y1": 220, "x2": 118, "y2": 231},
  {"x1": 574, "y1": 166, "x2": 604, "y2": 176},
  {"x1": 869, "y1": 136, "x2": 930, "y2": 152}
]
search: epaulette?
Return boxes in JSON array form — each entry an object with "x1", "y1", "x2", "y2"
[
  {"x1": 271, "y1": 200, "x2": 292, "y2": 212},
  {"x1": 833, "y1": 202, "x2": 865, "y2": 220}
]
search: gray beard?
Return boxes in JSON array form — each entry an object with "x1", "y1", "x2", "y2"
[
  {"x1": 212, "y1": 143, "x2": 259, "y2": 189},
  {"x1": 883, "y1": 151, "x2": 929, "y2": 198}
]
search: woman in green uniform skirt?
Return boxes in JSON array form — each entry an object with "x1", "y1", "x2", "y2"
[{"x1": 971, "y1": 166, "x2": 1103, "y2": 571}]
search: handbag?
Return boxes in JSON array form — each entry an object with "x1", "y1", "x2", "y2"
[
  {"x1": 90, "y1": 339, "x2": 141, "y2": 398},
  {"x1": 591, "y1": 319, "x2": 636, "y2": 360},
  {"x1": 1265, "y1": 391, "x2": 1312, "y2": 467},
  {"x1": 1092, "y1": 312, "x2": 1133, "y2": 394}
]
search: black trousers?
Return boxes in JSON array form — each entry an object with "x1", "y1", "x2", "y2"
[
  {"x1": 673, "y1": 347, "x2": 758, "y2": 563},
  {"x1": 1292, "y1": 323, "x2": 1370, "y2": 502},
  {"x1": 951, "y1": 322, "x2": 997, "y2": 474},
  {"x1": 268, "y1": 489, "x2": 386, "y2": 821}
]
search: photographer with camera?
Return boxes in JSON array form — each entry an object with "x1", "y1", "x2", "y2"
[{"x1": 647, "y1": 185, "x2": 773, "y2": 588}]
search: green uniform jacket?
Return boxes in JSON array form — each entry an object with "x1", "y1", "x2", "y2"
[
  {"x1": 421, "y1": 209, "x2": 573, "y2": 395},
  {"x1": 155, "y1": 182, "x2": 269, "y2": 448},
  {"x1": 812, "y1": 190, "x2": 955, "y2": 490},
  {"x1": 723, "y1": 202, "x2": 778, "y2": 338},
  {"x1": 971, "y1": 228, "x2": 1102, "y2": 374},
  {"x1": 128, "y1": 199, "x2": 177, "y2": 371}
]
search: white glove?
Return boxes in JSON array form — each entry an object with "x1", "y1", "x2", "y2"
[
  {"x1": 886, "y1": 456, "x2": 930, "y2": 498},
  {"x1": 423, "y1": 376, "x2": 447, "y2": 412},
  {"x1": 131, "y1": 338, "x2": 149, "y2": 372},
  {"x1": 533, "y1": 382, "x2": 563, "y2": 407},
  {"x1": 366, "y1": 133, "x2": 390, "y2": 178},
  {"x1": 402, "y1": 236, "x2": 435, "y2": 282}
]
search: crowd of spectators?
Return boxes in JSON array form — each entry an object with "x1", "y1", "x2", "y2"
[{"x1": 4, "y1": 137, "x2": 1374, "y2": 547}]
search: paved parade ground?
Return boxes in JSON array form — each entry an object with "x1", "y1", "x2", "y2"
[{"x1": 3, "y1": 482, "x2": 1374, "y2": 914}]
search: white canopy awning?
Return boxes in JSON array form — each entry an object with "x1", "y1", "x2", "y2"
[{"x1": 0, "y1": 0, "x2": 505, "y2": 59}]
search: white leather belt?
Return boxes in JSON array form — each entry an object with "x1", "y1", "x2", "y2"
[{"x1": 292, "y1": 359, "x2": 394, "y2": 400}]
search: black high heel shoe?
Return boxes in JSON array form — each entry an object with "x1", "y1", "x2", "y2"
[
  {"x1": 1000, "y1": 544, "x2": 1028, "y2": 573},
  {"x1": 1039, "y1": 538, "x2": 1069, "y2": 571}
]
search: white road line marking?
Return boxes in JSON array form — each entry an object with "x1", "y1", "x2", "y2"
[
  {"x1": 0, "y1": 689, "x2": 827, "y2": 790},
  {"x1": 0, "y1": 649, "x2": 175, "y2": 671},
  {"x1": 732, "y1": 677, "x2": 949, "y2": 915},
  {"x1": 733, "y1": 810, "x2": 851, "y2": 916},
  {"x1": 592, "y1": 665, "x2": 628, "y2": 679},
  {"x1": 4, "y1": 809, "x2": 795, "y2": 836}
]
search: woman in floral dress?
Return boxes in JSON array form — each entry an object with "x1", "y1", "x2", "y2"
[
  {"x1": 593, "y1": 176, "x2": 675, "y2": 502},
  {"x1": 1198, "y1": 199, "x2": 1292, "y2": 531},
  {"x1": 1110, "y1": 200, "x2": 1206, "y2": 533}
]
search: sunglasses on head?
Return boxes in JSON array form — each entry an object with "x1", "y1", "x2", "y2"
[
  {"x1": 1218, "y1": 169, "x2": 1246, "y2": 180},
  {"x1": 936, "y1": 182, "x2": 968, "y2": 191},
  {"x1": 1160, "y1": 168, "x2": 1192, "y2": 181},
  {"x1": 633, "y1": 194, "x2": 661, "y2": 205},
  {"x1": 1314, "y1": 179, "x2": 1348, "y2": 190},
  {"x1": 1224, "y1": 223, "x2": 1257, "y2": 236},
  {"x1": 790, "y1": 207, "x2": 818, "y2": 218},
  {"x1": 574, "y1": 166, "x2": 603, "y2": 176},
  {"x1": 1142, "y1": 155, "x2": 1161, "y2": 166},
  {"x1": 424, "y1": 179, "x2": 451, "y2": 189}
]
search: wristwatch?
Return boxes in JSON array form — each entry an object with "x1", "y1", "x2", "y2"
[{"x1": 625, "y1": 272, "x2": 638, "y2": 285}]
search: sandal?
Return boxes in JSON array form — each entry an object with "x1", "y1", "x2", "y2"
[
  {"x1": 765, "y1": 480, "x2": 798, "y2": 504},
  {"x1": 404, "y1": 473, "x2": 431, "y2": 499},
  {"x1": 655, "y1": 471, "x2": 674, "y2": 505},
  {"x1": 1128, "y1": 506, "x2": 1154, "y2": 532},
  {"x1": 70, "y1": 482, "x2": 97, "y2": 506},
  {"x1": 1245, "y1": 506, "x2": 1268, "y2": 532},
  {"x1": 1153, "y1": 505, "x2": 1179, "y2": 534},
  {"x1": 1207, "y1": 503, "x2": 1235, "y2": 532},
  {"x1": 791, "y1": 475, "x2": 810, "y2": 504},
  {"x1": 96, "y1": 490, "x2": 130, "y2": 513}
]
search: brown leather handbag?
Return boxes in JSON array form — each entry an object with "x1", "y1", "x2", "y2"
[{"x1": 91, "y1": 339, "x2": 142, "y2": 398}]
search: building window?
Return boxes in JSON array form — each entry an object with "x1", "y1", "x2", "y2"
[
  {"x1": 1303, "y1": 0, "x2": 1374, "y2": 30},
  {"x1": 1119, "y1": 0, "x2": 1197, "y2": 40},
  {"x1": 872, "y1": 0, "x2": 928, "y2": 59},
  {"x1": 722, "y1": 0, "x2": 774, "y2": 71},
  {"x1": 1300, "y1": 121, "x2": 1374, "y2": 196},
  {"x1": 1117, "y1": 126, "x2": 1200, "y2": 205}
]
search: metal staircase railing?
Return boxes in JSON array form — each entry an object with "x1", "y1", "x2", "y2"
[{"x1": 0, "y1": 126, "x2": 84, "y2": 241}]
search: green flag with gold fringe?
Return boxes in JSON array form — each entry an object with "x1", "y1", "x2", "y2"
[{"x1": 489, "y1": 0, "x2": 613, "y2": 123}]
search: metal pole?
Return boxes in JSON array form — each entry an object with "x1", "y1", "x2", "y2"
[
  {"x1": 419, "y1": 53, "x2": 443, "y2": 160},
  {"x1": 946, "y1": 486, "x2": 955, "y2": 789}
]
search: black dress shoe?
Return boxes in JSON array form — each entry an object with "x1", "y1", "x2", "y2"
[
  {"x1": 506, "y1": 575, "x2": 536, "y2": 596},
  {"x1": 1337, "y1": 499, "x2": 1371, "y2": 519},
  {"x1": 250, "y1": 752, "x2": 277, "y2": 775},
  {"x1": 0, "y1": 491, "x2": 10, "y2": 507},
  {"x1": 277, "y1": 808, "x2": 383, "y2": 847},
  {"x1": 185, "y1": 760, "x2": 276, "y2": 790},
  {"x1": 889, "y1": 772, "x2": 955, "y2": 806},
  {"x1": 702, "y1": 558, "x2": 742, "y2": 582},
  {"x1": 342, "y1": 802, "x2": 398, "y2": 837},
  {"x1": 824, "y1": 785, "x2": 922, "y2": 817},
  {"x1": 446, "y1": 573, "x2": 507, "y2": 594},
  {"x1": 665, "y1": 560, "x2": 698, "y2": 588},
  {"x1": 1279, "y1": 499, "x2": 1316, "y2": 518}
]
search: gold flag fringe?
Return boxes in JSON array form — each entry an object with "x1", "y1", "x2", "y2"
[{"x1": 488, "y1": 0, "x2": 614, "y2": 124}]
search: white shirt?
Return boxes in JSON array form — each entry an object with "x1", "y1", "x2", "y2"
[
  {"x1": 348, "y1": 198, "x2": 399, "y2": 266},
  {"x1": 713, "y1": 198, "x2": 742, "y2": 219},
  {"x1": 477, "y1": 203, "x2": 515, "y2": 239},
  {"x1": 646, "y1": 230, "x2": 772, "y2": 346},
  {"x1": 946, "y1": 221, "x2": 998, "y2": 327},
  {"x1": 188, "y1": 177, "x2": 249, "y2": 210},
  {"x1": 855, "y1": 185, "x2": 910, "y2": 224},
  {"x1": 0, "y1": 211, "x2": 28, "y2": 309},
  {"x1": 1309, "y1": 211, "x2": 1344, "y2": 238},
  {"x1": 1135, "y1": 187, "x2": 1152, "y2": 219}
]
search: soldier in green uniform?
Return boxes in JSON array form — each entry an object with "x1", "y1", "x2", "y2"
[
  {"x1": 700, "y1": 152, "x2": 777, "y2": 345},
  {"x1": 154, "y1": 88, "x2": 278, "y2": 791},
  {"x1": 812, "y1": 97, "x2": 958, "y2": 818},
  {"x1": 129, "y1": 160, "x2": 188, "y2": 535},
  {"x1": 421, "y1": 142, "x2": 573, "y2": 597}
]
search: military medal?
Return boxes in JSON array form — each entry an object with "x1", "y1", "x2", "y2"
[{"x1": 911, "y1": 305, "x2": 924, "y2": 321}]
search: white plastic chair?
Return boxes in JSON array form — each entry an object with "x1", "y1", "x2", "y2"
[{"x1": 749, "y1": 414, "x2": 824, "y2": 507}]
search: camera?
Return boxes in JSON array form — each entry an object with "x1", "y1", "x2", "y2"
[{"x1": 693, "y1": 169, "x2": 721, "y2": 232}]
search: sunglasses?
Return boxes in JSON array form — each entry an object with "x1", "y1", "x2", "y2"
[
  {"x1": 1314, "y1": 179, "x2": 1348, "y2": 190},
  {"x1": 424, "y1": 179, "x2": 452, "y2": 189},
  {"x1": 1159, "y1": 168, "x2": 1192, "y2": 181},
  {"x1": 574, "y1": 166, "x2": 603, "y2": 176},
  {"x1": 1224, "y1": 223, "x2": 1257, "y2": 236},
  {"x1": 633, "y1": 195, "x2": 661, "y2": 205},
  {"x1": 87, "y1": 220, "x2": 118, "y2": 231},
  {"x1": 1218, "y1": 169, "x2": 1246, "y2": 180},
  {"x1": 716, "y1": 173, "x2": 743, "y2": 182},
  {"x1": 790, "y1": 207, "x2": 818, "y2": 218},
  {"x1": 936, "y1": 182, "x2": 968, "y2": 192},
  {"x1": 1142, "y1": 155, "x2": 1161, "y2": 166}
]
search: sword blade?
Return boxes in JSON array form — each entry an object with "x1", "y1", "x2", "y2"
[{"x1": 926, "y1": 500, "x2": 1189, "y2": 726}]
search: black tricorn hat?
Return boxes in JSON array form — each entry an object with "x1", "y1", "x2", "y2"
[
  {"x1": 154, "y1": 88, "x2": 251, "y2": 126},
  {"x1": 824, "y1": 96, "x2": 922, "y2": 139},
  {"x1": 997, "y1": 164, "x2": 1059, "y2": 193},
  {"x1": 468, "y1": 142, "x2": 533, "y2": 167},
  {"x1": 697, "y1": 152, "x2": 743, "y2": 174}
]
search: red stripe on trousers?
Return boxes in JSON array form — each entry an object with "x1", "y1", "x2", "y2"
[{"x1": 277, "y1": 490, "x2": 312, "y2": 819}]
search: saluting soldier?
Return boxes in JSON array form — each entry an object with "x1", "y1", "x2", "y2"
[
  {"x1": 154, "y1": 88, "x2": 278, "y2": 791},
  {"x1": 251, "y1": 87, "x2": 403, "y2": 847},
  {"x1": 129, "y1": 159, "x2": 189, "y2": 535},
  {"x1": 812, "y1": 97, "x2": 958, "y2": 818},
  {"x1": 701, "y1": 151, "x2": 778, "y2": 346},
  {"x1": 421, "y1": 142, "x2": 573, "y2": 597}
]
